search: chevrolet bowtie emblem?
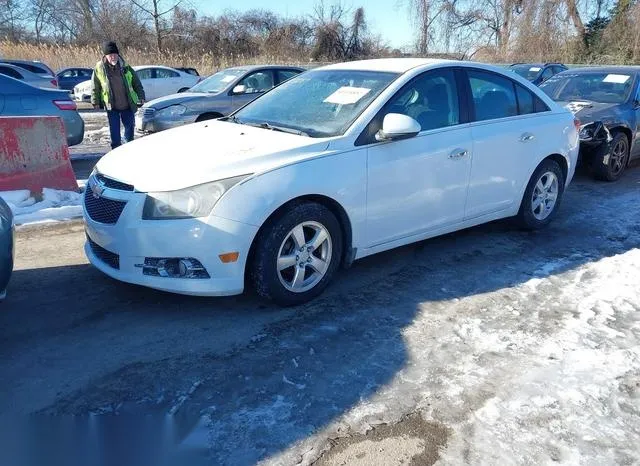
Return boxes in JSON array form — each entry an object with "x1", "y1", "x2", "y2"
[{"x1": 90, "y1": 177, "x2": 105, "y2": 199}]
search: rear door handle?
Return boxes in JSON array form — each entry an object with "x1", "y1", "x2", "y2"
[
  {"x1": 520, "y1": 133, "x2": 535, "y2": 142},
  {"x1": 449, "y1": 149, "x2": 468, "y2": 160}
]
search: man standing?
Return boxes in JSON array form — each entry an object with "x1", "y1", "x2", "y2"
[{"x1": 91, "y1": 41, "x2": 145, "y2": 149}]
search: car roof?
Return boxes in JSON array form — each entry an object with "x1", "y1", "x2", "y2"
[
  {"x1": 0, "y1": 63, "x2": 40, "y2": 78},
  {"x1": 57, "y1": 66, "x2": 92, "y2": 72},
  {"x1": 134, "y1": 65, "x2": 183, "y2": 72},
  {"x1": 317, "y1": 58, "x2": 459, "y2": 73},
  {"x1": 222, "y1": 64, "x2": 305, "y2": 72},
  {"x1": 2, "y1": 59, "x2": 54, "y2": 73},
  {"x1": 559, "y1": 66, "x2": 640, "y2": 74}
]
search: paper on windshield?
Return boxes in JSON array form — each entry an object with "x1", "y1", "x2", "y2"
[
  {"x1": 529, "y1": 67, "x2": 542, "y2": 72},
  {"x1": 603, "y1": 74, "x2": 630, "y2": 84},
  {"x1": 222, "y1": 75, "x2": 236, "y2": 83},
  {"x1": 324, "y1": 86, "x2": 371, "y2": 105}
]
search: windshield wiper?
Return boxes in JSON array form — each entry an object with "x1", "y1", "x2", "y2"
[
  {"x1": 222, "y1": 115, "x2": 243, "y2": 124},
  {"x1": 246, "y1": 121, "x2": 309, "y2": 137}
]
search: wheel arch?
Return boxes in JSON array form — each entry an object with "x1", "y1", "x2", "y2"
[{"x1": 245, "y1": 194, "x2": 354, "y2": 283}]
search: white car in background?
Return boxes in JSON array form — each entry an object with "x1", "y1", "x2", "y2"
[
  {"x1": 73, "y1": 65, "x2": 200, "y2": 102},
  {"x1": 83, "y1": 58, "x2": 579, "y2": 306}
]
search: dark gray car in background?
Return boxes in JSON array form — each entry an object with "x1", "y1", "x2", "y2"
[
  {"x1": 0, "y1": 74, "x2": 84, "y2": 146},
  {"x1": 135, "y1": 65, "x2": 305, "y2": 133},
  {"x1": 540, "y1": 66, "x2": 640, "y2": 181},
  {"x1": 0, "y1": 196, "x2": 14, "y2": 300}
]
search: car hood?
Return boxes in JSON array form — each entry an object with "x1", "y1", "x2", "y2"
[
  {"x1": 146, "y1": 92, "x2": 208, "y2": 110},
  {"x1": 95, "y1": 121, "x2": 331, "y2": 192},
  {"x1": 559, "y1": 100, "x2": 626, "y2": 124}
]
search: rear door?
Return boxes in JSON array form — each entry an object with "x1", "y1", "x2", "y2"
[
  {"x1": 463, "y1": 68, "x2": 552, "y2": 219},
  {"x1": 155, "y1": 68, "x2": 183, "y2": 95}
]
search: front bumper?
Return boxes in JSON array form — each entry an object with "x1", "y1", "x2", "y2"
[
  {"x1": 135, "y1": 112, "x2": 196, "y2": 133},
  {"x1": 83, "y1": 188, "x2": 258, "y2": 296}
]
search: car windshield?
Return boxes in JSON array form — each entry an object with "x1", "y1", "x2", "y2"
[
  {"x1": 540, "y1": 72, "x2": 634, "y2": 104},
  {"x1": 232, "y1": 69, "x2": 399, "y2": 138},
  {"x1": 510, "y1": 65, "x2": 543, "y2": 81},
  {"x1": 189, "y1": 69, "x2": 245, "y2": 93}
]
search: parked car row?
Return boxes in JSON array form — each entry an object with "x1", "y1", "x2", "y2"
[
  {"x1": 83, "y1": 58, "x2": 582, "y2": 306},
  {"x1": 73, "y1": 65, "x2": 201, "y2": 103}
]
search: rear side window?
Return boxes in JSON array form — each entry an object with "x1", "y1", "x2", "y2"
[
  {"x1": 515, "y1": 84, "x2": 549, "y2": 114},
  {"x1": 468, "y1": 70, "x2": 518, "y2": 121},
  {"x1": 0, "y1": 66, "x2": 23, "y2": 80}
]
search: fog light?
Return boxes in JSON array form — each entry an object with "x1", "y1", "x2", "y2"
[{"x1": 136, "y1": 257, "x2": 210, "y2": 279}]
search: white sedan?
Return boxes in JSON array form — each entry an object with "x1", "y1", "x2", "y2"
[
  {"x1": 73, "y1": 65, "x2": 200, "y2": 102},
  {"x1": 83, "y1": 58, "x2": 579, "y2": 305}
]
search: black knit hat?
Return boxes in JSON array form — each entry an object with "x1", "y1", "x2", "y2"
[{"x1": 102, "y1": 41, "x2": 119, "y2": 55}]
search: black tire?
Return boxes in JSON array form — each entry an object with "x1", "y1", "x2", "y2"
[
  {"x1": 251, "y1": 202, "x2": 343, "y2": 306},
  {"x1": 177, "y1": 87, "x2": 190, "y2": 93},
  {"x1": 516, "y1": 158, "x2": 565, "y2": 230},
  {"x1": 196, "y1": 113, "x2": 222, "y2": 122},
  {"x1": 592, "y1": 132, "x2": 629, "y2": 182}
]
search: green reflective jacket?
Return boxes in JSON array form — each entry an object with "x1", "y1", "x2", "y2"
[{"x1": 91, "y1": 58, "x2": 145, "y2": 112}]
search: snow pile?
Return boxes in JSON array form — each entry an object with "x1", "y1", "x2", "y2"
[{"x1": 1, "y1": 188, "x2": 84, "y2": 225}]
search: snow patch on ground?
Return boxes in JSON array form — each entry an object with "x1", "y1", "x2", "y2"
[
  {"x1": 264, "y1": 249, "x2": 640, "y2": 466},
  {"x1": 1, "y1": 188, "x2": 84, "y2": 226}
]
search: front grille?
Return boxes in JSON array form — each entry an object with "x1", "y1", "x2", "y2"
[
  {"x1": 84, "y1": 189, "x2": 127, "y2": 224},
  {"x1": 87, "y1": 236, "x2": 119, "y2": 269},
  {"x1": 142, "y1": 108, "x2": 156, "y2": 118},
  {"x1": 96, "y1": 174, "x2": 134, "y2": 192}
]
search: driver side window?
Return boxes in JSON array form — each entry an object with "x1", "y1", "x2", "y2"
[
  {"x1": 238, "y1": 71, "x2": 274, "y2": 94},
  {"x1": 381, "y1": 69, "x2": 460, "y2": 132}
]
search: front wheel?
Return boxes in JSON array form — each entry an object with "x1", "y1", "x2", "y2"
[
  {"x1": 251, "y1": 202, "x2": 343, "y2": 306},
  {"x1": 177, "y1": 87, "x2": 190, "y2": 93},
  {"x1": 592, "y1": 132, "x2": 629, "y2": 182},
  {"x1": 516, "y1": 159, "x2": 565, "y2": 230}
]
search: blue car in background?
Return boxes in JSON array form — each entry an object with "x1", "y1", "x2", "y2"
[
  {"x1": 510, "y1": 63, "x2": 568, "y2": 86},
  {"x1": 0, "y1": 197, "x2": 14, "y2": 301},
  {"x1": 56, "y1": 67, "x2": 93, "y2": 93},
  {"x1": 0, "y1": 74, "x2": 84, "y2": 146}
]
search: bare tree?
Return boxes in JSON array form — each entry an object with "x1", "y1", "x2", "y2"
[{"x1": 130, "y1": 0, "x2": 183, "y2": 51}]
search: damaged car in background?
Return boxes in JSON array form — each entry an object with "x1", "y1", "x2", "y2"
[{"x1": 540, "y1": 66, "x2": 640, "y2": 181}]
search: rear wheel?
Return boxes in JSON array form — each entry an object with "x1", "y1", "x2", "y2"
[
  {"x1": 251, "y1": 202, "x2": 343, "y2": 306},
  {"x1": 516, "y1": 159, "x2": 565, "y2": 230},
  {"x1": 592, "y1": 132, "x2": 629, "y2": 182}
]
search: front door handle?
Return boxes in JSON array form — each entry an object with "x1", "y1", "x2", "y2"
[
  {"x1": 449, "y1": 149, "x2": 468, "y2": 160},
  {"x1": 520, "y1": 133, "x2": 535, "y2": 142}
]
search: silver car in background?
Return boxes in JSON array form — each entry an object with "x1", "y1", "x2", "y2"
[
  {"x1": 135, "y1": 65, "x2": 304, "y2": 133},
  {"x1": 0, "y1": 63, "x2": 59, "y2": 89},
  {"x1": 0, "y1": 74, "x2": 84, "y2": 146}
]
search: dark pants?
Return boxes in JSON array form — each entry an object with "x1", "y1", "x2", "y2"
[{"x1": 107, "y1": 109, "x2": 135, "y2": 149}]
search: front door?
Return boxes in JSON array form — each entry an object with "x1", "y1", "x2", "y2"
[{"x1": 364, "y1": 68, "x2": 472, "y2": 247}]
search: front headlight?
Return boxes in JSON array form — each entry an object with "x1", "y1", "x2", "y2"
[
  {"x1": 156, "y1": 104, "x2": 187, "y2": 119},
  {"x1": 142, "y1": 175, "x2": 251, "y2": 220},
  {"x1": 579, "y1": 123, "x2": 595, "y2": 141}
]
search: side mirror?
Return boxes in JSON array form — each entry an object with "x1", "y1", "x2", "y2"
[
  {"x1": 232, "y1": 84, "x2": 247, "y2": 95},
  {"x1": 375, "y1": 113, "x2": 421, "y2": 142}
]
